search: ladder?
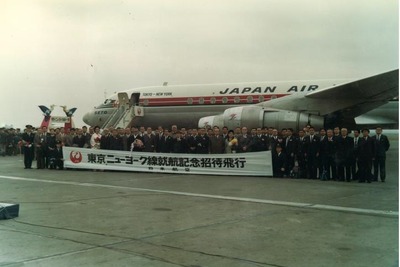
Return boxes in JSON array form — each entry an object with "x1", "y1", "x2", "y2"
[{"x1": 101, "y1": 92, "x2": 142, "y2": 129}]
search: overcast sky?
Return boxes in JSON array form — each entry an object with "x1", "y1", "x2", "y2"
[{"x1": 0, "y1": 0, "x2": 398, "y2": 128}]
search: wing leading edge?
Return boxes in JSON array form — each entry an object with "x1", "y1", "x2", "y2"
[{"x1": 258, "y1": 69, "x2": 399, "y2": 120}]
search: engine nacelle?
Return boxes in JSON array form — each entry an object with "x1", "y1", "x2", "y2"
[
  {"x1": 198, "y1": 106, "x2": 324, "y2": 130},
  {"x1": 198, "y1": 115, "x2": 224, "y2": 129},
  {"x1": 222, "y1": 106, "x2": 264, "y2": 130},
  {"x1": 263, "y1": 110, "x2": 324, "y2": 130}
]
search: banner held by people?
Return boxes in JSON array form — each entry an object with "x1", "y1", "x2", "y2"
[{"x1": 63, "y1": 147, "x2": 272, "y2": 176}]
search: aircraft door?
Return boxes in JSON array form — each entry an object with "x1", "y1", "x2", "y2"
[
  {"x1": 130, "y1": 93, "x2": 141, "y2": 106},
  {"x1": 130, "y1": 93, "x2": 144, "y2": 117},
  {"x1": 117, "y1": 93, "x2": 130, "y2": 107}
]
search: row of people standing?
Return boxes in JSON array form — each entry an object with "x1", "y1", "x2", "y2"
[
  {"x1": 21, "y1": 125, "x2": 65, "y2": 170},
  {"x1": 20, "y1": 124, "x2": 390, "y2": 182},
  {"x1": 0, "y1": 127, "x2": 23, "y2": 156},
  {"x1": 272, "y1": 126, "x2": 389, "y2": 183},
  {"x1": 90, "y1": 126, "x2": 228, "y2": 154},
  {"x1": 87, "y1": 124, "x2": 391, "y2": 183},
  {"x1": 89, "y1": 125, "x2": 280, "y2": 154}
]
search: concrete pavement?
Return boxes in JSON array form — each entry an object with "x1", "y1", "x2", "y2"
[{"x1": 0, "y1": 137, "x2": 398, "y2": 267}]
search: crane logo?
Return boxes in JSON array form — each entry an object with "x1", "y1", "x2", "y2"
[{"x1": 70, "y1": 151, "x2": 83, "y2": 164}]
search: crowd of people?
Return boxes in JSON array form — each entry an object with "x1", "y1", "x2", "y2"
[
  {"x1": 3, "y1": 123, "x2": 390, "y2": 182},
  {"x1": 0, "y1": 128, "x2": 23, "y2": 156}
]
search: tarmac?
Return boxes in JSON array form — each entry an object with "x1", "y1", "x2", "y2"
[{"x1": 0, "y1": 134, "x2": 398, "y2": 267}]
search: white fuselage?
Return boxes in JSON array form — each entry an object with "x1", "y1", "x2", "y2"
[
  {"x1": 82, "y1": 78, "x2": 397, "y2": 129},
  {"x1": 83, "y1": 79, "x2": 345, "y2": 129}
]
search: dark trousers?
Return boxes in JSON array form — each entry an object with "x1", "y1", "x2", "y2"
[
  {"x1": 374, "y1": 156, "x2": 386, "y2": 181},
  {"x1": 307, "y1": 155, "x2": 318, "y2": 179},
  {"x1": 55, "y1": 159, "x2": 64, "y2": 170},
  {"x1": 23, "y1": 147, "x2": 34, "y2": 168},
  {"x1": 297, "y1": 155, "x2": 307, "y2": 178},
  {"x1": 319, "y1": 155, "x2": 328, "y2": 180},
  {"x1": 326, "y1": 155, "x2": 337, "y2": 180},
  {"x1": 285, "y1": 154, "x2": 295, "y2": 176},
  {"x1": 350, "y1": 157, "x2": 359, "y2": 180},
  {"x1": 337, "y1": 159, "x2": 351, "y2": 181},
  {"x1": 36, "y1": 149, "x2": 47, "y2": 169},
  {"x1": 359, "y1": 159, "x2": 372, "y2": 182}
]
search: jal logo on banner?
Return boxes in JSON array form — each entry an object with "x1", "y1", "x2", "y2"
[{"x1": 70, "y1": 151, "x2": 83, "y2": 163}]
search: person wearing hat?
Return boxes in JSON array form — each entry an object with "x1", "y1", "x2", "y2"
[{"x1": 22, "y1": 125, "x2": 35, "y2": 169}]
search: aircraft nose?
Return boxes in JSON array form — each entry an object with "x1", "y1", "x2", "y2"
[{"x1": 82, "y1": 112, "x2": 92, "y2": 125}]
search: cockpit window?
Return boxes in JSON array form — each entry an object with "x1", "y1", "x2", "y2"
[{"x1": 97, "y1": 99, "x2": 116, "y2": 108}]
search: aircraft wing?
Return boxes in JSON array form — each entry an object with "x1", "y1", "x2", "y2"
[{"x1": 259, "y1": 69, "x2": 399, "y2": 118}]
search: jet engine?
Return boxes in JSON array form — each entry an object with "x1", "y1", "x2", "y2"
[{"x1": 198, "y1": 106, "x2": 324, "y2": 130}]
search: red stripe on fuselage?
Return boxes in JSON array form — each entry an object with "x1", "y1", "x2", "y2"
[{"x1": 139, "y1": 94, "x2": 289, "y2": 106}]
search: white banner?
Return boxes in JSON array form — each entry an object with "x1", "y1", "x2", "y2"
[
  {"x1": 63, "y1": 147, "x2": 272, "y2": 176},
  {"x1": 51, "y1": 116, "x2": 70, "y2": 123}
]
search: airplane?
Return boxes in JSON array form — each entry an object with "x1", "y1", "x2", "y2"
[{"x1": 82, "y1": 69, "x2": 398, "y2": 131}]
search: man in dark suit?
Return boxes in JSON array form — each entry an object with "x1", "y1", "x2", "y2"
[
  {"x1": 318, "y1": 128, "x2": 329, "y2": 180},
  {"x1": 100, "y1": 128, "x2": 110, "y2": 150},
  {"x1": 209, "y1": 127, "x2": 225, "y2": 154},
  {"x1": 34, "y1": 127, "x2": 47, "y2": 169},
  {"x1": 72, "y1": 128, "x2": 86, "y2": 148},
  {"x1": 252, "y1": 127, "x2": 269, "y2": 152},
  {"x1": 109, "y1": 129, "x2": 123, "y2": 150},
  {"x1": 325, "y1": 129, "x2": 337, "y2": 180},
  {"x1": 82, "y1": 126, "x2": 91, "y2": 148},
  {"x1": 195, "y1": 128, "x2": 210, "y2": 154},
  {"x1": 128, "y1": 127, "x2": 144, "y2": 152},
  {"x1": 155, "y1": 126, "x2": 164, "y2": 152},
  {"x1": 237, "y1": 127, "x2": 253, "y2": 153},
  {"x1": 172, "y1": 131, "x2": 189, "y2": 153},
  {"x1": 358, "y1": 129, "x2": 375, "y2": 183},
  {"x1": 158, "y1": 129, "x2": 174, "y2": 153},
  {"x1": 372, "y1": 127, "x2": 390, "y2": 182},
  {"x1": 22, "y1": 125, "x2": 35, "y2": 169},
  {"x1": 222, "y1": 126, "x2": 229, "y2": 140},
  {"x1": 187, "y1": 128, "x2": 198, "y2": 154},
  {"x1": 350, "y1": 129, "x2": 361, "y2": 180},
  {"x1": 335, "y1": 128, "x2": 353, "y2": 182},
  {"x1": 296, "y1": 129, "x2": 307, "y2": 178},
  {"x1": 305, "y1": 126, "x2": 320, "y2": 179},
  {"x1": 53, "y1": 141, "x2": 64, "y2": 170},
  {"x1": 273, "y1": 145, "x2": 287, "y2": 178},
  {"x1": 142, "y1": 127, "x2": 156, "y2": 152},
  {"x1": 283, "y1": 128, "x2": 297, "y2": 176}
]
